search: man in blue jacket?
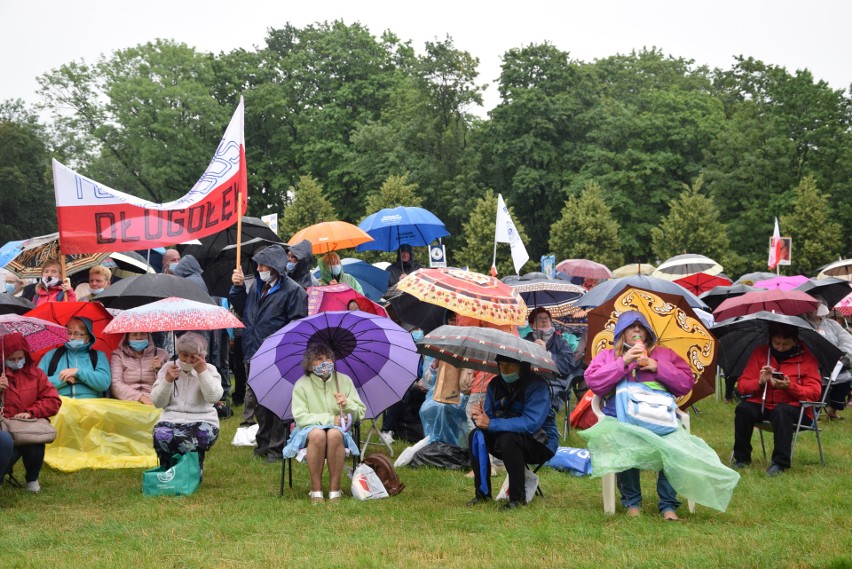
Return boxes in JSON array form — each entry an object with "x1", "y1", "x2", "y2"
[
  {"x1": 230, "y1": 244, "x2": 308, "y2": 461},
  {"x1": 468, "y1": 355, "x2": 558, "y2": 510}
]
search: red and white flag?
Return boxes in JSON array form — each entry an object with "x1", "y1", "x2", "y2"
[
  {"x1": 54, "y1": 97, "x2": 247, "y2": 254},
  {"x1": 767, "y1": 217, "x2": 782, "y2": 270}
]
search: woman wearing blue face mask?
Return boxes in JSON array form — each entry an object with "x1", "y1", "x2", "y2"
[
  {"x1": 38, "y1": 317, "x2": 111, "y2": 399},
  {"x1": 283, "y1": 342, "x2": 366, "y2": 503},
  {"x1": 467, "y1": 355, "x2": 558, "y2": 510},
  {"x1": 109, "y1": 332, "x2": 168, "y2": 405},
  {"x1": 317, "y1": 252, "x2": 364, "y2": 295}
]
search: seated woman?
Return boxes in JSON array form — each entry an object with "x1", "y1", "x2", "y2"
[
  {"x1": 525, "y1": 307, "x2": 579, "y2": 411},
  {"x1": 467, "y1": 355, "x2": 558, "y2": 510},
  {"x1": 39, "y1": 317, "x2": 111, "y2": 399},
  {"x1": 282, "y1": 343, "x2": 365, "y2": 503},
  {"x1": 32, "y1": 257, "x2": 76, "y2": 306},
  {"x1": 584, "y1": 312, "x2": 701, "y2": 519},
  {"x1": 110, "y1": 332, "x2": 168, "y2": 405},
  {"x1": 0, "y1": 332, "x2": 62, "y2": 493},
  {"x1": 150, "y1": 332, "x2": 223, "y2": 481},
  {"x1": 316, "y1": 252, "x2": 364, "y2": 294}
]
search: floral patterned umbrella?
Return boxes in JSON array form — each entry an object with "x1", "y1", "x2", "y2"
[
  {"x1": 396, "y1": 268, "x2": 527, "y2": 326},
  {"x1": 103, "y1": 297, "x2": 244, "y2": 333},
  {"x1": 0, "y1": 314, "x2": 69, "y2": 354}
]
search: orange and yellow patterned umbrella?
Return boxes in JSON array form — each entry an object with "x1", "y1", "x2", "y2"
[
  {"x1": 586, "y1": 287, "x2": 717, "y2": 408},
  {"x1": 396, "y1": 268, "x2": 527, "y2": 326}
]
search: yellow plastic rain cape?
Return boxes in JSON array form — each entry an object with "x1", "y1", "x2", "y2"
[{"x1": 45, "y1": 396, "x2": 161, "y2": 472}]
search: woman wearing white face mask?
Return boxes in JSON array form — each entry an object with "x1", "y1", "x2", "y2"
[
  {"x1": 38, "y1": 317, "x2": 111, "y2": 399},
  {"x1": 317, "y1": 252, "x2": 364, "y2": 294},
  {"x1": 33, "y1": 258, "x2": 76, "y2": 306},
  {"x1": 150, "y1": 332, "x2": 223, "y2": 481}
]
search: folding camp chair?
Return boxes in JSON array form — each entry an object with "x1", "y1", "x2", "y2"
[
  {"x1": 360, "y1": 419, "x2": 394, "y2": 457},
  {"x1": 754, "y1": 360, "x2": 842, "y2": 466},
  {"x1": 590, "y1": 394, "x2": 695, "y2": 515},
  {"x1": 280, "y1": 422, "x2": 361, "y2": 496}
]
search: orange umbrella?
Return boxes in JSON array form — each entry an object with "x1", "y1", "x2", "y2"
[{"x1": 288, "y1": 221, "x2": 373, "y2": 254}]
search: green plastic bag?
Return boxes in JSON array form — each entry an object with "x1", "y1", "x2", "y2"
[
  {"x1": 578, "y1": 417, "x2": 740, "y2": 512},
  {"x1": 142, "y1": 452, "x2": 200, "y2": 497}
]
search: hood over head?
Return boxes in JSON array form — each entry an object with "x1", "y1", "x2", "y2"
[
  {"x1": 612, "y1": 311, "x2": 657, "y2": 344},
  {"x1": 253, "y1": 244, "x2": 289, "y2": 276},
  {"x1": 173, "y1": 255, "x2": 204, "y2": 278}
]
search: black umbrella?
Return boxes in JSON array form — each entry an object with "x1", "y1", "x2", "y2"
[
  {"x1": 711, "y1": 311, "x2": 843, "y2": 378},
  {"x1": 178, "y1": 217, "x2": 283, "y2": 296},
  {"x1": 794, "y1": 277, "x2": 852, "y2": 310},
  {"x1": 699, "y1": 284, "x2": 764, "y2": 311},
  {"x1": 0, "y1": 294, "x2": 35, "y2": 316},
  {"x1": 95, "y1": 273, "x2": 216, "y2": 310},
  {"x1": 385, "y1": 287, "x2": 447, "y2": 333}
]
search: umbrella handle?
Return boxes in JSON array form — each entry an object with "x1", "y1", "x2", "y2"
[{"x1": 332, "y1": 369, "x2": 346, "y2": 424}]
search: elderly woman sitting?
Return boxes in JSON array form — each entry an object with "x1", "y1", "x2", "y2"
[
  {"x1": 150, "y1": 332, "x2": 223, "y2": 481},
  {"x1": 282, "y1": 343, "x2": 365, "y2": 503}
]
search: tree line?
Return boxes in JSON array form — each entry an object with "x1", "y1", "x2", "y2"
[{"x1": 1, "y1": 20, "x2": 849, "y2": 277}]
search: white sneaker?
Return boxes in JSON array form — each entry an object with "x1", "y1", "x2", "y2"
[
  {"x1": 380, "y1": 431, "x2": 395, "y2": 444},
  {"x1": 26, "y1": 480, "x2": 41, "y2": 493}
]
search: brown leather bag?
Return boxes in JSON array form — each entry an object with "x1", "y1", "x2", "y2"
[
  {"x1": 0, "y1": 393, "x2": 57, "y2": 446},
  {"x1": 363, "y1": 453, "x2": 405, "y2": 496}
]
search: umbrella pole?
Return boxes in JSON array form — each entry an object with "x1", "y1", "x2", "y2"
[
  {"x1": 60, "y1": 255, "x2": 69, "y2": 302},
  {"x1": 332, "y1": 369, "x2": 347, "y2": 429},
  {"x1": 235, "y1": 192, "x2": 244, "y2": 274}
]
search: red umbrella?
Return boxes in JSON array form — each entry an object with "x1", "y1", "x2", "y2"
[
  {"x1": 0, "y1": 314, "x2": 69, "y2": 356},
  {"x1": 713, "y1": 289, "x2": 820, "y2": 322},
  {"x1": 103, "y1": 297, "x2": 244, "y2": 334},
  {"x1": 555, "y1": 259, "x2": 613, "y2": 280},
  {"x1": 307, "y1": 284, "x2": 388, "y2": 317},
  {"x1": 673, "y1": 273, "x2": 732, "y2": 295},
  {"x1": 25, "y1": 301, "x2": 122, "y2": 360}
]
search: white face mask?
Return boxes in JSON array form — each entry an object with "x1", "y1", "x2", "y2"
[
  {"x1": 259, "y1": 270, "x2": 274, "y2": 283},
  {"x1": 89, "y1": 287, "x2": 104, "y2": 295},
  {"x1": 177, "y1": 361, "x2": 195, "y2": 373},
  {"x1": 817, "y1": 304, "x2": 830, "y2": 317},
  {"x1": 42, "y1": 276, "x2": 60, "y2": 288}
]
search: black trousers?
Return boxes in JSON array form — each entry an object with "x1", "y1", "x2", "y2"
[
  {"x1": 733, "y1": 401, "x2": 801, "y2": 468},
  {"x1": 244, "y1": 362, "x2": 287, "y2": 457},
  {"x1": 469, "y1": 430, "x2": 553, "y2": 503}
]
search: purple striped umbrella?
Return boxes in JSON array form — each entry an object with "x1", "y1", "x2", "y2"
[{"x1": 248, "y1": 310, "x2": 420, "y2": 421}]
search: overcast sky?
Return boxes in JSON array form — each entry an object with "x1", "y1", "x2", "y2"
[{"x1": 2, "y1": 0, "x2": 850, "y2": 115}]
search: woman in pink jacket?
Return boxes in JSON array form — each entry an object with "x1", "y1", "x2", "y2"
[
  {"x1": 584, "y1": 311, "x2": 694, "y2": 520},
  {"x1": 110, "y1": 332, "x2": 168, "y2": 405}
]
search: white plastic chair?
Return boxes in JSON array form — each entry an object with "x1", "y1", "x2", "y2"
[{"x1": 590, "y1": 394, "x2": 695, "y2": 515}]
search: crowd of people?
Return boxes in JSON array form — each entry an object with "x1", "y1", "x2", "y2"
[{"x1": 2, "y1": 244, "x2": 851, "y2": 522}]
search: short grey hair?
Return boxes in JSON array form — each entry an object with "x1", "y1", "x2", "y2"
[
  {"x1": 302, "y1": 342, "x2": 334, "y2": 375},
  {"x1": 176, "y1": 332, "x2": 208, "y2": 357}
]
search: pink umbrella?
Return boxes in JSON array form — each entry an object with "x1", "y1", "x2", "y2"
[
  {"x1": 556, "y1": 259, "x2": 613, "y2": 280},
  {"x1": 103, "y1": 297, "x2": 245, "y2": 334},
  {"x1": 0, "y1": 314, "x2": 69, "y2": 354},
  {"x1": 754, "y1": 275, "x2": 809, "y2": 291},
  {"x1": 836, "y1": 292, "x2": 852, "y2": 317},
  {"x1": 713, "y1": 289, "x2": 820, "y2": 322},
  {"x1": 307, "y1": 284, "x2": 388, "y2": 317}
]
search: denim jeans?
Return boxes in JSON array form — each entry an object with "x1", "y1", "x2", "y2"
[{"x1": 616, "y1": 468, "x2": 681, "y2": 513}]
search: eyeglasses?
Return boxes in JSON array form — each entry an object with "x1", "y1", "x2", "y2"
[{"x1": 68, "y1": 332, "x2": 89, "y2": 339}]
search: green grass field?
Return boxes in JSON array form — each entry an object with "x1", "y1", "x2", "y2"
[{"x1": 2, "y1": 399, "x2": 851, "y2": 569}]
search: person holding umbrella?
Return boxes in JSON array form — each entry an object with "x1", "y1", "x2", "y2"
[
  {"x1": 386, "y1": 244, "x2": 421, "y2": 287},
  {"x1": 467, "y1": 354, "x2": 558, "y2": 510},
  {"x1": 32, "y1": 258, "x2": 76, "y2": 306},
  {"x1": 0, "y1": 332, "x2": 62, "y2": 493},
  {"x1": 281, "y1": 342, "x2": 365, "y2": 503}
]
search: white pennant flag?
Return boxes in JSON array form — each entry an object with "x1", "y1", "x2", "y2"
[{"x1": 494, "y1": 194, "x2": 529, "y2": 275}]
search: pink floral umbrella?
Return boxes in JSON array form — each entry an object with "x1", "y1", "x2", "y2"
[
  {"x1": 754, "y1": 275, "x2": 809, "y2": 291},
  {"x1": 103, "y1": 297, "x2": 244, "y2": 334},
  {"x1": 0, "y1": 314, "x2": 69, "y2": 355}
]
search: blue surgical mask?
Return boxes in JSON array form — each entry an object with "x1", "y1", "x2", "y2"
[
  {"x1": 66, "y1": 339, "x2": 86, "y2": 350},
  {"x1": 411, "y1": 330, "x2": 425, "y2": 342},
  {"x1": 331, "y1": 265, "x2": 342, "y2": 277},
  {"x1": 168, "y1": 263, "x2": 179, "y2": 272},
  {"x1": 5, "y1": 358, "x2": 25, "y2": 370},
  {"x1": 313, "y1": 361, "x2": 334, "y2": 377},
  {"x1": 4, "y1": 283, "x2": 15, "y2": 294},
  {"x1": 502, "y1": 372, "x2": 520, "y2": 384},
  {"x1": 286, "y1": 261, "x2": 297, "y2": 273},
  {"x1": 129, "y1": 340, "x2": 149, "y2": 352},
  {"x1": 89, "y1": 287, "x2": 104, "y2": 295}
]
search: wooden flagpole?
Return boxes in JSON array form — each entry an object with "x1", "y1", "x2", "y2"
[{"x1": 235, "y1": 191, "x2": 243, "y2": 274}]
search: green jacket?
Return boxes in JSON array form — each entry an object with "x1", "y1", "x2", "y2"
[
  {"x1": 316, "y1": 257, "x2": 364, "y2": 294},
  {"x1": 292, "y1": 371, "x2": 366, "y2": 428}
]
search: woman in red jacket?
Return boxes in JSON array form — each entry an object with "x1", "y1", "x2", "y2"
[
  {"x1": 732, "y1": 323, "x2": 822, "y2": 476},
  {"x1": 0, "y1": 332, "x2": 62, "y2": 493}
]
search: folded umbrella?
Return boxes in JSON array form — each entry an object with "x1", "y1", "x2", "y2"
[
  {"x1": 248, "y1": 310, "x2": 420, "y2": 421},
  {"x1": 713, "y1": 289, "x2": 819, "y2": 322},
  {"x1": 711, "y1": 311, "x2": 843, "y2": 378}
]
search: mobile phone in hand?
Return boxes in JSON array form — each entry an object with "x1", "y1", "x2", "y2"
[{"x1": 771, "y1": 372, "x2": 784, "y2": 380}]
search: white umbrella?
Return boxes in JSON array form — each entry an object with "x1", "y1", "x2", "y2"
[
  {"x1": 816, "y1": 259, "x2": 852, "y2": 281},
  {"x1": 651, "y1": 254, "x2": 723, "y2": 281}
]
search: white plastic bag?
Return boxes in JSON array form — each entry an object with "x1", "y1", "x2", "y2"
[
  {"x1": 495, "y1": 469, "x2": 539, "y2": 504},
  {"x1": 393, "y1": 436, "x2": 430, "y2": 468},
  {"x1": 230, "y1": 424, "x2": 259, "y2": 447},
  {"x1": 350, "y1": 463, "x2": 389, "y2": 500}
]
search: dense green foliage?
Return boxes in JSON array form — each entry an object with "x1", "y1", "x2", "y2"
[{"x1": 3, "y1": 21, "x2": 850, "y2": 275}]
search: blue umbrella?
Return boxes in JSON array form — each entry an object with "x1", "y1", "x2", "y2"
[
  {"x1": 312, "y1": 258, "x2": 389, "y2": 301},
  {"x1": 576, "y1": 275, "x2": 709, "y2": 310},
  {"x1": 0, "y1": 239, "x2": 26, "y2": 269},
  {"x1": 355, "y1": 206, "x2": 449, "y2": 252}
]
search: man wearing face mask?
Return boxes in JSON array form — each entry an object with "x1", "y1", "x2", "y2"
[
  {"x1": 732, "y1": 323, "x2": 822, "y2": 476},
  {"x1": 38, "y1": 317, "x2": 111, "y2": 399},
  {"x1": 468, "y1": 355, "x2": 558, "y2": 510},
  {"x1": 80, "y1": 265, "x2": 112, "y2": 302},
  {"x1": 524, "y1": 307, "x2": 578, "y2": 412},
  {"x1": 317, "y1": 252, "x2": 363, "y2": 294},
  {"x1": 230, "y1": 244, "x2": 308, "y2": 461},
  {"x1": 161, "y1": 249, "x2": 181, "y2": 275},
  {"x1": 1, "y1": 270, "x2": 25, "y2": 297},
  {"x1": 285, "y1": 239, "x2": 319, "y2": 291}
]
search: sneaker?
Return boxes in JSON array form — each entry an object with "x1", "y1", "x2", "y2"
[
  {"x1": 26, "y1": 480, "x2": 40, "y2": 493},
  {"x1": 765, "y1": 463, "x2": 787, "y2": 477},
  {"x1": 731, "y1": 460, "x2": 749, "y2": 470}
]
